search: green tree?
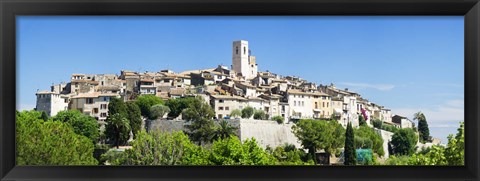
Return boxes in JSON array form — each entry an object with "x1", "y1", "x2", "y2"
[
  {"x1": 108, "y1": 97, "x2": 128, "y2": 118},
  {"x1": 40, "y1": 111, "x2": 49, "y2": 121},
  {"x1": 269, "y1": 144, "x2": 314, "y2": 165},
  {"x1": 182, "y1": 96, "x2": 216, "y2": 144},
  {"x1": 344, "y1": 122, "x2": 356, "y2": 165},
  {"x1": 292, "y1": 119, "x2": 345, "y2": 164},
  {"x1": 212, "y1": 119, "x2": 238, "y2": 140},
  {"x1": 390, "y1": 128, "x2": 418, "y2": 156},
  {"x1": 104, "y1": 131, "x2": 210, "y2": 165},
  {"x1": 105, "y1": 113, "x2": 131, "y2": 149},
  {"x1": 414, "y1": 112, "x2": 430, "y2": 143},
  {"x1": 445, "y1": 121, "x2": 464, "y2": 165},
  {"x1": 230, "y1": 109, "x2": 242, "y2": 118},
  {"x1": 354, "y1": 126, "x2": 384, "y2": 156},
  {"x1": 126, "y1": 101, "x2": 142, "y2": 138},
  {"x1": 241, "y1": 106, "x2": 254, "y2": 119},
  {"x1": 149, "y1": 104, "x2": 170, "y2": 120},
  {"x1": 165, "y1": 97, "x2": 196, "y2": 118},
  {"x1": 386, "y1": 122, "x2": 464, "y2": 166},
  {"x1": 209, "y1": 136, "x2": 276, "y2": 165},
  {"x1": 17, "y1": 110, "x2": 97, "y2": 165},
  {"x1": 372, "y1": 119, "x2": 382, "y2": 128},
  {"x1": 272, "y1": 115, "x2": 284, "y2": 124},
  {"x1": 52, "y1": 110, "x2": 100, "y2": 144},
  {"x1": 253, "y1": 109, "x2": 267, "y2": 120},
  {"x1": 358, "y1": 114, "x2": 367, "y2": 127},
  {"x1": 134, "y1": 94, "x2": 164, "y2": 119}
]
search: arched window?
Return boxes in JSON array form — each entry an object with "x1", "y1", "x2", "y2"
[{"x1": 236, "y1": 46, "x2": 238, "y2": 54}]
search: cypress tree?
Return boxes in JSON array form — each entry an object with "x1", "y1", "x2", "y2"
[
  {"x1": 415, "y1": 112, "x2": 430, "y2": 143},
  {"x1": 344, "y1": 122, "x2": 356, "y2": 165}
]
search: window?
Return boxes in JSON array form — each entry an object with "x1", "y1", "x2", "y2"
[
  {"x1": 327, "y1": 102, "x2": 329, "y2": 108},
  {"x1": 294, "y1": 101, "x2": 296, "y2": 106},
  {"x1": 86, "y1": 98, "x2": 93, "y2": 104},
  {"x1": 100, "y1": 113, "x2": 107, "y2": 118},
  {"x1": 219, "y1": 99, "x2": 224, "y2": 103},
  {"x1": 93, "y1": 108, "x2": 98, "y2": 114},
  {"x1": 164, "y1": 79, "x2": 169, "y2": 83},
  {"x1": 219, "y1": 107, "x2": 224, "y2": 110},
  {"x1": 103, "y1": 97, "x2": 108, "y2": 101},
  {"x1": 236, "y1": 46, "x2": 238, "y2": 54},
  {"x1": 75, "y1": 83, "x2": 78, "y2": 88},
  {"x1": 315, "y1": 102, "x2": 318, "y2": 109},
  {"x1": 323, "y1": 102, "x2": 325, "y2": 108},
  {"x1": 64, "y1": 98, "x2": 68, "y2": 103},
  {"x1": 302, "y1": 95, "x2": 304, "y2": 98},
  {"x1": 243, "y1": 47, "x2": 246, "y2": 54},
  {"x1": 217, "y1": 75, "x2": 222, "y2": 79},
  {"x1": 225, "y1": 107, "x2": 229, "y2": 111},
  {"x1": 100, "y1": 104, "x2": 107, "y2": 110},
  {"x1": 302, "y1": 101, "x2": 304, "y2": 106}
]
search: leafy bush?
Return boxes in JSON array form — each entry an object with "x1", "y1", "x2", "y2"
[
  {"x1": 241, "y1": 106, "x2": 254, "y2": 119},
  {"x1": 253, "y1": 110, "x2": 268, "y2": 120},
  {"x1": 272, "y1": 116, "x2": 284, "y2": 124},
  {"x1": 372, "y1": 119, "x2": 382, "y2": 128},
  {"x1": 229, "y1": 109, "x2": 242, "y2": 118}
]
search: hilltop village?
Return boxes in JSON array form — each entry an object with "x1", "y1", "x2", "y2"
[{"x1": 36, "y1": 40, "x2": 415, "y2": 132}]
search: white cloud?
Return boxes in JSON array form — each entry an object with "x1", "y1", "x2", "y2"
[
  {"x1": 339, "y1": 82, "x2": 395, "y2": 91},
  {"x1": 392, "y1": 99, "x2": 464, "y2": 129}
]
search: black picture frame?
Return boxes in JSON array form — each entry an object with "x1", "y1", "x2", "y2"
[{"x1": 1, "y1": 0, "x2": 479, "y2": 180}]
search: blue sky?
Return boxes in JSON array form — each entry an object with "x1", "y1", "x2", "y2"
[{"x1": 17, "y1": 16, "x2": 464, "y2": 143}]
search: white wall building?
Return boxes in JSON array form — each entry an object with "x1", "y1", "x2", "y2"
[
  {"x1": 35, "y1": 91, "x2": 69, "y2": 117},
  {"x1": 286, "y1": 89, "x2": 314, "y2": 119},
  {"x1": 232, "y1": 40, "x2": 258, "y2": 80}
]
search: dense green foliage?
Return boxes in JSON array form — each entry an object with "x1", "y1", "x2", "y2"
[
  {"x1": 253, "y1": 109, "x2": 268, "y2": 120},
  {"x1": 241, "y1": 106, "x2": 254, "y2": 119},
  {"x1": 292, "y1": 119, "x2": 345, "y2": 164},
  {"x1": 272, "y1": 115, "x2": 284, "y2": 124},
  {"x1": 386, "y1": 122, "x2": 464, "y2": 165},
  {"x1": 344, "y1": 122, "x2": 356, "y2": 165},
  {"x1": 209, "y1": 136, "x2": 277, "y2": 165},
  {"x1": 108, "y1": 97, "x2": 128, "y2": 118},
  {"x1": 125, "y1": 102, "x2": 142, "y2": 138},
  {"x1": 105, "y1": 131, "x2": 210, "y2": 165},
  {"x1": 380, "y1": 124, "x2": 399, "y2": 133},
  {"x1": 212, "y1": 119, "x2": 238, "y2": 140},
  {"x1": 105, "y1": 113, "x2": 131, "y2": 148},
  {"x1": 165, "y1": 97, "x2": 196, "y2": 118},
  {"x1": 390, "y1": 128, "x2": 418, "y2": 156},
  {"x1": 267, "y1": 144, "x2": 314, "y2": 165},
  {"x1": 52, "y1": 110, "x2": 100, "y2": 143},
  {"x1": 17, "y1": 110, "x2": 97, "y2": 165},
  {"x1": 41, "y1": 111, "x2": 49, "y2": 121},
  {"x1": 372, "y1": 119, "x2": 382, "y2": 128},
  {"x1": 134, "y1": 95, "x2": 164, "y2": 119},
  {"x1": 414, "y1": 112, "x2": 430, "y2": 143},
  {"x1": 104, "y1": 131, "x2": 277, "y2": 165},
  {"x1": 354, "y1": 126, "x2": 384, "y2": 156},
  {"x1": 149, "y1": 104, "x2": 170, "y2": 120},
  {"x1": 182, "y1": 96, "x2": 216, "y2": 144},
  {"x1": 358, "y1": 114, "x2": 367, "y2": 127},
  {"x1": 229, "y1": 109, "x2": 242, "y2": 118}
]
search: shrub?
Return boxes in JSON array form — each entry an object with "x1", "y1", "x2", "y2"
[{"x1": 272, "y1": 116, "x2": 284, "y2": 124}]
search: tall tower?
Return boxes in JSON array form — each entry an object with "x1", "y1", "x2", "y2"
[{"x1": 232, "y1": 40, "x2": 249, "y2": 78}]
